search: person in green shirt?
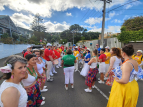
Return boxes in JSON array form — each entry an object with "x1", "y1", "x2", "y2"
[{"x1": 62, "y1": 49, "x2": 77, "y2": 90}]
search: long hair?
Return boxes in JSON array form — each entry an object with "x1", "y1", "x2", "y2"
[{"x1": 111, "y1": 47, "x2": 122, "y2": 58}]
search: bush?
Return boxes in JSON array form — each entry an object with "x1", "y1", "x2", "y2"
[
  {"x1": 117, "y1": 29, "x2": 143, "y2": 43},
  {"x1": 1, "y1": 37, "x2": 13, "y2": 44},
  {"x1": 1, "y1": 33, "x2": 9, "y2": 38}
]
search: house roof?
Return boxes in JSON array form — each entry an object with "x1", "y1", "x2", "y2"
[
  {"x1": 0, "y1": 15, "x2": 8, "y2": 19},
  {"x1": 17, "y1": 27, "x2": 33, "y2": 32}
]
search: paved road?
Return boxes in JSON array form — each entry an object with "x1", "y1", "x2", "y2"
[{"x1": 0, "y1": 54, "x2": 143, "y2": 107}]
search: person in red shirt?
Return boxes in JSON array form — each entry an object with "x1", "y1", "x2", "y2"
[
  {"x1": 61, "y1": 45, "x2": 64, "y2": 51},
  {"x1": 24, "y1": 45, "x2": 32, "y2": 57},
  {"x1": 55, "y1": 46, "x2": 61, "y2": 68},
  {"x1": 44, "y1": 43, "x2": 54, "y2": 82},
  {"x1": 49, "y1": 46, "x2": 57, "y2": 75},
  {"x1": 98, "y1": 48, "x2": 106, "y2": 84},
  {"x1": 78, "y1": 46, "x2": 80, "y2": 52}
]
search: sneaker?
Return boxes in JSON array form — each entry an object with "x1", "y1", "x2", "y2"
[
  {"x1": 53, "y1": 71, "x2": 57, "y2": 74},
  {"x1": 42, "y1": 97, "x2": 45, "y2": 100},
  {"x1": 41, "y1": 101, "x2": 45, "y2": 105},
  {"x1": 92, "y1": 85, "x2": 96, "y2": 88},
  {"x1": 98, "y1": 80, "x2": 105, "y2": 84},
  {"x1": 50, "y1": 73, "x2": 54, "y2": 76},
  {"x1": 104, "y1": 77, "x2": 108, "y2": 80},
  {"x1": 56, "y1": 66, "x2": 59, "y2": 68},
  {"x1": 41, "y1": 89, "x2": 48, "y2": 92},
  {"x1": 65, "y1": 85, "x2": 68, "y2": 90},
  {"x1": 44, "y1": 86, "x2": 47, "y2": 89},
  {"x1": 98, "y1": 78, "x2": 100, "y2": 80},
  {"x1": 84, "y1": 88, "x2": 92, "y2": 92},
  {"x1": 59, "y1": 66, "x2": 62, "y2": 67},
  {"x1": 47, "y1": 79, "x2": 53, "y2": 82},
  {"x1": 71, "y1": 85, "x2": 74, "y2": 89}
]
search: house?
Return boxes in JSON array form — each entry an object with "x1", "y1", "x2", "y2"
[
  {"x1": 0, "y1": 15, "x2": 33, "y2": 39},
  {"x1": 98, "y1": 32, "x2": 120, "y2": 39},
  {"x1": 17, "y1": 27, "x2": 33, "y2": 39},
  {"x1": 0, "y1": 15, "x2": 20, "y2": 37}
]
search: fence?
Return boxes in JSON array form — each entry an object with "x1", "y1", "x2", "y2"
[
  {"x1": 0, "y1": 43, "x2": 31, "y2": 59},
  {"x1": 77, "y1": 37, "x2": 122, "y2": 51}
]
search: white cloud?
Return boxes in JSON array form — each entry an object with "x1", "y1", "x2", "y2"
[
  {"x1": 84, "y1": 17, "x2": 102, "y2": 25},
  {"x1": 0, "y1": 0, "x2": 134, "y2": 18},
  {"x1": 125, "y1": 4, "x2": 132, "y2": 9},
  {"x1": 109, "y1": 11, "x2": 116, "y2": 18},
  {"x1": 105, "y1": 26, "x2": 121, "y2": 33},
  {"x1": 124, "y1": 1, "x2": 141, "y2": 9},
  {"x1": 112, "y1": 19, "x2": 122, "y2": 23},
  {"x1": 45, "y1": 21, "x2": 70, "y2": 32},
  {"x1": 89, "y1": 26, "x2": 102, "y2": 32},
  {"x1": 89, "y1": 25, "x2": 121, "y2": 33},
  {"x1": 66, "y1": 12, "x2": 72, "y2": 16},
  {"x1": 10, "y1": 13, "x2": 34, "y2": 29}
]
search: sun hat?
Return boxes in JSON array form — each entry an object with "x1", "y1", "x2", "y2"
[
  {"x1": 105, "y1": 46, "x2": 110, "y2": 49},
  {"x1": 27, "y1": 45, "x2": 32, "y2": 48},
  {"x1": 137, "y1": 50, "x2": 143, "y2": 53}
]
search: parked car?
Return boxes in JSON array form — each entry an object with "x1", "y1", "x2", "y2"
[{"x1": 22, "y1": 45, "x2": 43, "y2": 57}]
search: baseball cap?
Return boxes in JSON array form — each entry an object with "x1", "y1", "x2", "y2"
[
  {"x1": 46, "y1": 43, "x2": 51, "y2": 46},
  {"x1": 137, "y1": 50, "x2": 142, "y2": 53},
  {"x1": 105, "y1": 46, "x2": 110, "y2": 49},
  {"x1": 73, "y1": 44, "x2": 76, "y2": 46},
  {"x1": 27, "y1": 45, "x2": 32, "y2": 48}
]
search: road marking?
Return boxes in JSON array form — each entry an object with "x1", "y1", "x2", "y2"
[{"x1": 94, "y1": 85, "x2": 109, "y2": 100}]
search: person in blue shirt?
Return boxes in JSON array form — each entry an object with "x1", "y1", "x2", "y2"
[
  {"x1": 80, "y1": 48, "x2": 91, "y2": 77},
  {"x1": 96, "y1": 44, "x2": 101, "y2": 56}
]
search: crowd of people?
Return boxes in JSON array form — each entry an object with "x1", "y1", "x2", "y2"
[{"x1": 0, "y1": 43, "x2": 143, "y2": 107}]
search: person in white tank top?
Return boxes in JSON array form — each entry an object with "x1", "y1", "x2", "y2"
[
  {"x1": 105, "y1": 47, "x2": 122, "y2": 86},
  {"x1": 84, "y1": 49, "x2": 99, "y2": 92},
  {"x1": 34, "y1": 50, "x2": 47, "y2": 93},
  {"x1": 0, "y1": 55, "x2": 28, "y2": 107},
  {"x1": 22, "y1": 54, "x2": 44, "y2": 106}
]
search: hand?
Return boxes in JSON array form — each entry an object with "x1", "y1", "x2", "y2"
[
  {"x1": 105, "y1": 73, "x2": 108, "y2": 77},
  {"x1": 115, "y1": 77, "x2": 119, "y2": 81}
]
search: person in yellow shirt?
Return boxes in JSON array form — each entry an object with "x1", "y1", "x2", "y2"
[
  {"x1": 74, "y1": 46, "x2": 79, "y2": 72},
  {"x1": 104, "y1": 46, "x2": 111, "y2": 80},
  {"x1": 132, "y1": 50, "x2": 143, "y2": 66}
]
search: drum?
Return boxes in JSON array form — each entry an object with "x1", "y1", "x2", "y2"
[{"x1": 53, "y1": 59, "x2": 59, "y2": 65}]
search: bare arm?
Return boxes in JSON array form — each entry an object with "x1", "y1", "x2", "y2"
[
  {"x1": 105, "y1": 56, "x2": 110, "y2": 61},
  {"x1": 115, "y1": 62, "x2": 132, "y2": 84},
  {"x1": 34, "y1": 65, "x2": 43, "y2": 78},
  {"x1": 88, "y1": 58, "x2": 95, "y2": 65},
  {"x1": 2, "y1": 87, "x2": 20, "y2": 107},
  {"x1": 105, "y1": 57, "x2": 115, "y2": 77}
]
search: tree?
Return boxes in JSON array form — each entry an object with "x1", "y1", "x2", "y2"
[
  {"x1": 31, "y1": 13, "x2": 46, "y2": 32},
  {"x1": 117, "y1": 16, "x2": 143, "y2": 43},
  {"x1": 123, "y1": 16, "x2": 143, "y2": 31},
  {"x1": 12, "y1": 33, "x2": 19, "y2": 42}
]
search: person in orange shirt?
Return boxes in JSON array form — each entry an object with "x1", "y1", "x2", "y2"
[{"x1": 74, "y1": 46, "x2": 80, "y2": 72}]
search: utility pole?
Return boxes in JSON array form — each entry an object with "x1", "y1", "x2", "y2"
[{"x1": 100, "y1": 0, "x2": 112, "y2": 48}]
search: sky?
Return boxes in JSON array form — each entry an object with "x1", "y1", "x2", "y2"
[{"x1": 0, "y1": 0, "x2": 143, "y2": 33}]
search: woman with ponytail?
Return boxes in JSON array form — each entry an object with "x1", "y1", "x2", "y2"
[{"x1": 105, "y1": 47, "x2": 122, "y2": 86}]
